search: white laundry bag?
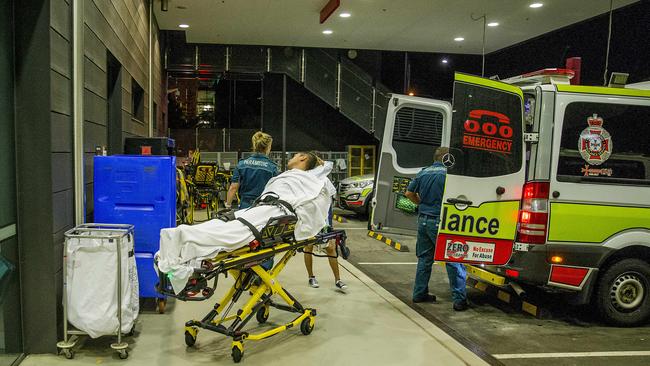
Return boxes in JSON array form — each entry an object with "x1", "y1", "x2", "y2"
[{"x1": 65, "y1": 231, "x2": 139, "y2": 338}]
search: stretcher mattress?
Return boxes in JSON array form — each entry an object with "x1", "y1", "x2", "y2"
[{"x1": 157, "y1": 163, "x2": 336, "y2": 293}]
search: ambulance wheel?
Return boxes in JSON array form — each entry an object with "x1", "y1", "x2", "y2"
[
  {"x1": 231, "y1": 347, "x2": 243, "y2": 363},
  {"x1": 256, "y1": 305, "x2": 269, "y2": 324},
  {"x1": 595, "y1": 258, "x2": 650, "y2": 327},
  {"x1": 184, "y1": 330, "x2": 197, "y2": 347},
  {"x1": 62, "y1": 349, "x2": 74, "y2": 359},
  {"x1": 300, "y1": 317, "x2": 314, "y2": 335}
]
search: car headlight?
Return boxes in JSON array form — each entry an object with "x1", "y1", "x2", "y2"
[
  {"x1": 346, "y1": 193, "x2": 360, "y2": 200},
  {"x1": 351, "y1": 181, "x2": 373, "y2": 188}
]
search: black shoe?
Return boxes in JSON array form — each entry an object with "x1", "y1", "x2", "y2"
[
  {"x1": 413, "y1": 294, "x2": 437, "y2": 303},
  {"x1": 453, "y1": 300, "x2": 469, "y2": 311}
]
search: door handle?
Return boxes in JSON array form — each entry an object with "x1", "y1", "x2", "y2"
[
  {"x1": 496, "y1": 186, "x2": 506, "y2": 195},
  {"x1": 447, "y1": 198, "x2": 473, "y2": 206}
]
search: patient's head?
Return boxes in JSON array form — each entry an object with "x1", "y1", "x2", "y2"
[{"x1": 287, "y1": 151, "x2": 321, "y2": 171}]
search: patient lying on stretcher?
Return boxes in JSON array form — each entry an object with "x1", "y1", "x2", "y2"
[{"x1": 156, "y1": 152, "x2": 336, "y2": 293}]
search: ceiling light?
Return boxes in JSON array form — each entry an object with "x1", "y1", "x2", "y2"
[
  {"x1": 487, "y1": 22, "x2": 499, "y2": 27},
  {"x1": 529, "y1": 3, "x2": 543, "y2": 8},
  {"x1": 322, "y1": 29, "x2": 333, "y2": 35},
  {"x1": 340, "y1": 12, "x2": 351, "y2": 18},
  {"x1": 454, "y1": 37, "x2": 464, "y2": 42},
  {"x1": 178, "y1": 24, "x2": 190, "y2": 29},
  {"x1": 442, "y1": 59, "x2": 449, "y2": 64}
]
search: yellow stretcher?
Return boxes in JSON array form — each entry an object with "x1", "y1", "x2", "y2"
[{"x1": 156, "y1": 215, "x2": 349, "y2": 363}]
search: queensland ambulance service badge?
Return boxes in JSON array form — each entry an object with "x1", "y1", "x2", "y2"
[{"x1": 578, "y1": 114, "x2": 612, "y2": 165}]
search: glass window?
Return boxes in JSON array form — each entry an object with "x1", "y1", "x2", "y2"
[
  {"x1": 391, "y1": 106, "x2": 444, "y2": 168},
  {"x1": 447, "y1": 82, "x2": 523, "y2": 177},
  {"x1": 557, "y1": 102, "x2": 650, "y2": 185}
]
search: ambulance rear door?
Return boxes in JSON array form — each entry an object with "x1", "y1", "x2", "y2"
[
  {"x1": 434, "y1": 73, "x2": 525, "y2": 265},
  {"x1": 371, "y1": 94, "x2": 451, "y2": 234}
]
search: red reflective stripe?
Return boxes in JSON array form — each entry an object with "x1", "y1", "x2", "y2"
[{"x1": 550, "y1": 265, "x2": 589, "y2": 287}]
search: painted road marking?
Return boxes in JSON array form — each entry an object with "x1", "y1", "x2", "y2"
[
  {"x1": 367, "y1": 231, "x2": 410, "y2": 252},
  {"x1": 494, "y1": 351, "x2": 650, "y2": 359},
  {"x1": 357, "y1": 262, "x2": 418, "y2": 265}
]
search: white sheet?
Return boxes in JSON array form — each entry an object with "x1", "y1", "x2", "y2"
[
  {"x1": 157, "y1": 162, "x2": 336, "y2": 293},
  {"x1": 66, "y1": 233, "x2": 139, "y2": 338}
]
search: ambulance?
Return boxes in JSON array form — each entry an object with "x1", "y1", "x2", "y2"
[{"x1": 432, "y1": 70, "x2": 650, "y2": 326}]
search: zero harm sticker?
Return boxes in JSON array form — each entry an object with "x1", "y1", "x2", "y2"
[{"x1": 444, "y1": 239, "x2": 495, "y2": 262}]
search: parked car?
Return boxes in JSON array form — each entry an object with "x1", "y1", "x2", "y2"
[{"x1": 337, "y1": 174, "x2": 374, "y2": 216}]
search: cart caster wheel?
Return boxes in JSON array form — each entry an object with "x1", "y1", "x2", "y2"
[
  {"x1": 300, "y1": 317, "x2": 314, "y2": 335},
  {"x1": 118, "y1": 350, "x2": 128, "y2": 360},
  {"x1": 256, "y1": 305, "x2": 269, "y2": 324},
  {"x1": 62, "y1": 349, "x2": 74, "y2": 359},
  {"x1": 184, "y1": 330, "x2": 197, "y2": 347},
  {"x1": 231, "y1": 346, "x2": 243, "y2": 363},
  {"x1": 157, "y1": 299, "x2": 167, "y2": 314}
]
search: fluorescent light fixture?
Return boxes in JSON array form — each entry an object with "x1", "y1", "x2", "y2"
[
  {"x1": 454, "y1": 37, "x2": 464, "y2": 42},
  {"x1": 340, "y1": 12, "x2": 351, "y2": 18},
  {"x1": 529, "y1": 3, "x2": 543, "y2": 8},
  {"x1": 487, "y1": 22, "x2": 499, "y2": 27},
  {"x1": 442, "y1": 59, "x2": 449, "y2": 64},
  {"x1": 179, "y1": 24, "x2": 190, "y2": 28},
  {"x1": 322, "y1": 29, "x2": 333, "y2": 35}
]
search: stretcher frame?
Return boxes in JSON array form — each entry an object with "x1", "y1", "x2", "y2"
[{"x1": 157, "y1": 227, "x2": 348, "y2": 363}]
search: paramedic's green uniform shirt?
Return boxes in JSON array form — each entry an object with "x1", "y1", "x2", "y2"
[
  {"x1": 232, "y1": 153, "x2": 278, "y2": 208},
  {"x1": 407, "y1": 162, "x2": 446, "y2": 217}
]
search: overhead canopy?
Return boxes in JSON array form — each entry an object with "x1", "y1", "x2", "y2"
[{"x1": 155, "y1": 0, "x2": 637, "y2": 54}]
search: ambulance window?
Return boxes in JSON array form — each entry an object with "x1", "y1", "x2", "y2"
[
  {"x1": 391, "y1": 106, "x2": 444, "y2": 168},
  {"x1": 557, "y1": 102, "x2": 650, "y2": 185},
  {"x1": 447, "y1": 83, "x2": 523, "y2": 177}
]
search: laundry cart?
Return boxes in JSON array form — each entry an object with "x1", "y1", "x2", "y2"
[{"x1": 57, "y1": 224, "x2": 137, "y2": 360}]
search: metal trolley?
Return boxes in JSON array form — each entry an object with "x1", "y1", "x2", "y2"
[{"x1": 57, "y1": 224, "x2": 135, "y2": 360}]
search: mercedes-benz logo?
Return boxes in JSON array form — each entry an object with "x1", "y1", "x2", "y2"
[{"x1": 442, "y1": 153, "x2": 455, "y2": 168}]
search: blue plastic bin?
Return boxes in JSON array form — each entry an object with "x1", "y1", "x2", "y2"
[
  {"x1": 93, "y1": 155, "x2": 176, "y2": 253},
  {"x1": 135, "y1": 252, "x2": 164, "y2": 299}
]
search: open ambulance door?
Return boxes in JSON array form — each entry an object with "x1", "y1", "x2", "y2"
[
  {"x1": 434, "y1": 73, "x2": 525, "y2": 265},
  {"x1": 371, "y1": 95, "x2": 451, "y2": 234}
]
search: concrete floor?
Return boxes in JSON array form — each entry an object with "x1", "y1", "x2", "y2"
[
  {"x1": 335, "y1": 212, "x2": 650, "y2": 366},
  {"x1": 21, "y1": 212, "x2": 486, "y2": 366},
  {"x1": 19, "y1": 207, "x2": 650, "y2": 366}
]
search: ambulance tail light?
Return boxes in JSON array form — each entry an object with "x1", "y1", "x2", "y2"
[{"x1": 516, "y1": 182, "x2": 550, "y2": 244}]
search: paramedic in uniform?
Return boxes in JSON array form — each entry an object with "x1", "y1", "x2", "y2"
[
  {"x1": 225, "y1": 131, "x2": 278, "y2": 210},
  {"x1": 226, "y1": 131, "x2": 278, "y2": 270},
  {"x1": 405, "y1": 147, "x2": 468, "y2": 311}
]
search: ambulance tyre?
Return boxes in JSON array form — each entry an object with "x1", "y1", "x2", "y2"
[{"x1": 595, "y1": 258, "x2": 650, "y2": 327}]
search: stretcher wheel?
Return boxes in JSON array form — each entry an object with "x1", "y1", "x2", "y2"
[
  {"x1": 184, "y1": 330, "x2": 197, "y2": 347},
  {"x1": 231, "y1": 346, "x2": 243, "y2": 363},
  {"x1": 300, "y1": 317, "x2": 314, "y2": 335},
  {"x1": 157, "y1": 298, "x2": 166, "y2": 314},
  {"x1": 62, "y1": 349, "x2": 74, "y2": 359},
  {"x1": 256, "y1": 305, "x2": 269, "y2": 324},
  {"x1": 118, "y1": 349, "x2": 129, "y2": 360}
]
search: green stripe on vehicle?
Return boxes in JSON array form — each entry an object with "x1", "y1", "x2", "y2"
[
  {"x1": 548, "y1": 203, "x2": 650, "y2": 243},
  {"x1": 455, "y1": 72, "x2": 523, "y2": 98},
  {"x1": 556, "y1": 84, "x2": 650, "y2": 98}
]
